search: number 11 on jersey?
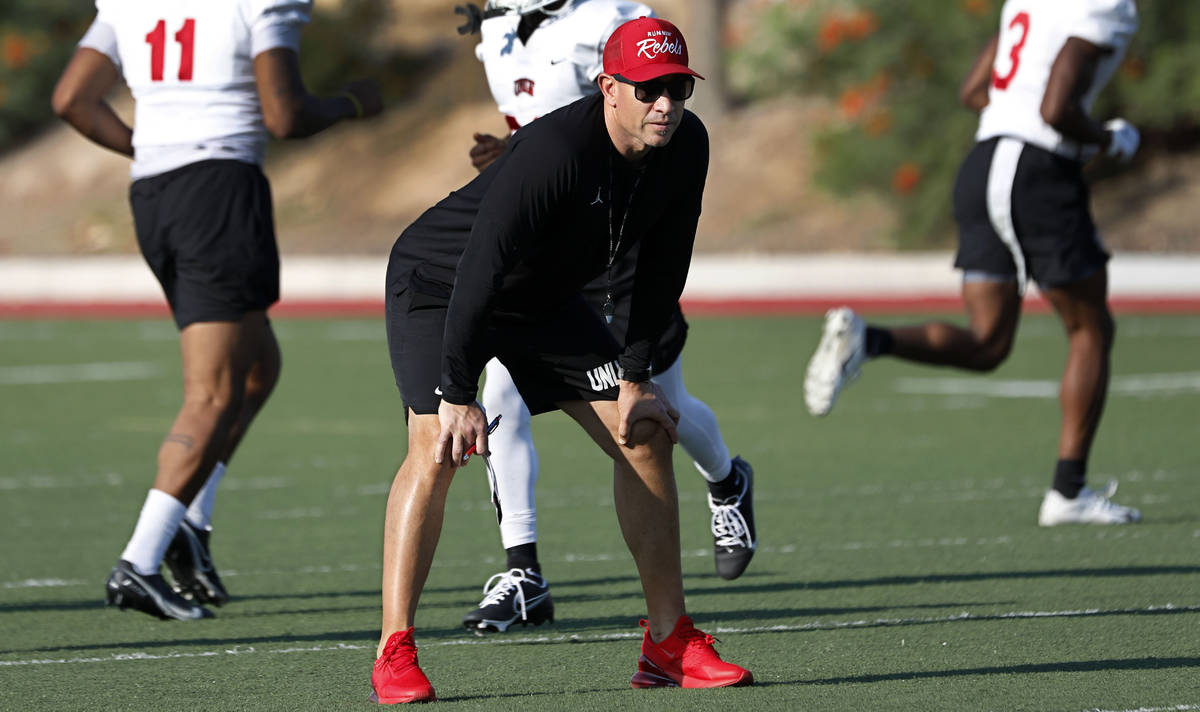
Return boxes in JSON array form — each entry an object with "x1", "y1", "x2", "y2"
[{"x1": 146, "y1": 18, "x2": 195, "y2": 82}]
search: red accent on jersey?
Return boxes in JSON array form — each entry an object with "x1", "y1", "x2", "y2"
[
  {"x1": 992, "y1": 11, "x2": 1030, "y2": 90},
  {"x1": 175, "y1": 19, "x2": 195, "y2": 81},
  {"x1": 146, "y1": 20, "x2": 166, "y2": 81},
  {"x1": 514, "y1": 78, "x2": 535, "y2": 97}
]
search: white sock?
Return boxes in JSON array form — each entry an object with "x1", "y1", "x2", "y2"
[
  {"x1": 652, "y1": 357, "x2": 733, "y2": 483},
  {"x1": 186, "y1": 461, "x2": 226, "y2": 531},
  {"x1": 120, "y1": 489, "x2": 187, "y2": 575},
  {"x1": 481, "y1": 359, "x2": 539, "y2": 549}
]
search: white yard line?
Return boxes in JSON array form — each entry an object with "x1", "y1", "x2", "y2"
[
  {"x1": 1, "y1": 603, "x2": 1196, "y2": 668},
  {"x1": 894, "y1": 372, "x2": 1200, "y2": 399},
  {"x1": 1085, "y1": 706, "x2": 1200, "y2": 712},
  {"x1": 1, "y1": 578, "x2": 86, "y2": 590},
  {"x1": 0, "y1": 361, "x2": 161, "y2": 385}
]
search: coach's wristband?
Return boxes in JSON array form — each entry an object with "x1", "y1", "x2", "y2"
[
  {"x1": 439, "y1": 385, "x2": 477, "y2": 406},
  {"x1": 617, "y1": 366, "x2": 651, "y2": 383},
  {"x1": 341, "y1": 91, "x2": 364, "y2": 119}
]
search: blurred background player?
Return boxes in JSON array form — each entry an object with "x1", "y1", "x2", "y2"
[
  {"x1": 804, "y1": 0, "x2": 1141, "y2": 527},
  {"x1": 52, "y1": 0, "x2": 381, "y2": 620},
  {"x1": 456, "y1": 0, "x2": 757, "y2": 635}
]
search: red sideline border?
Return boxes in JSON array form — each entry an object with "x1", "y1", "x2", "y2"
[{"x1": 2, "y1": 295, "x2": 1199, "y2": 319}]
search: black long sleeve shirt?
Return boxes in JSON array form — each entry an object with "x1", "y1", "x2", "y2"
[{"x1": 386, "y1": 93, "x2": 709, "y2": 405}]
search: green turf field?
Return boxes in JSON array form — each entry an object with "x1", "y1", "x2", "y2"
[{"x1": 1, "y1": 314, "x2": 1198, "y2": 711}]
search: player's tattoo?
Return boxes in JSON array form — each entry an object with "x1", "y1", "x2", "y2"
[{"x1": 164, "y1": 433, "x2": 195, "y2": 449}]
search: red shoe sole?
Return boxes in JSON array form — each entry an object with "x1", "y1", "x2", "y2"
[
  {"x1": 630, "y1": 656, "x2": 754, "y2": 689},
  {"x1": 368, "y1": 689, "x2": 436, "y2": 704}
]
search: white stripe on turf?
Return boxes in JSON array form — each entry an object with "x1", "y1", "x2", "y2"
[
  {"x1": 1, "y1": 603, "x2": 1196, "y2": 667},
  {"x1": 0, "y1": 361, "x2": 161, "y2": 385},
  {"x1": 2, "y1": 578, "x2": 86, "y2": 589},
  {"x1": 894, "y1": 372, "x2": 1200, "y2": 399},
  {"x1": 1084, "y1": 706, "x2": 1200, "y2": 712}
]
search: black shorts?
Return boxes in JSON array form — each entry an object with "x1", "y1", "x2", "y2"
[
  {"x1": 953, "y1": 137, "x2": 1108, "y2": 288},
  {"x1": 385, "y1": 267, "x2": 623, "y2": 416},
  {"x1": 130, "y1": 159, "x2": 280, "y2": 329}
]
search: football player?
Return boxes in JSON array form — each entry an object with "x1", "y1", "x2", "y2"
[
  {"x1": 52, "y1": 0, "x2": 381, "y2": 620},
  {"x1": 804, "y1": 0, "x2": 1142, "y2": 526}
]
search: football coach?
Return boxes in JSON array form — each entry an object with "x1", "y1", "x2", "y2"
[{"x1": 369, "y1": 16, "x2": 753, "y2": 704}]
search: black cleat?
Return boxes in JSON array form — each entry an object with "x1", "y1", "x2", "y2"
[
  {"x1": 708, "y1": 456, "x2": 757, "y2": 581},
  {"x1": 104, "y1": 559, "x2": 214, "y2": 621},
  {"x1": 462, "y1": 568, "x2": 554, "y2": 634},
  {"x1": 164, "y1": 521, "x2": 230, "y2": 606}
]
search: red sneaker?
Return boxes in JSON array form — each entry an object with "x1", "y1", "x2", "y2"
[
  {"x1": 369, "y1": 628, "x2": 436, "y2": 704},
  {"x1": 630, "y1": 616, "x2": 753, "y2": 689}
]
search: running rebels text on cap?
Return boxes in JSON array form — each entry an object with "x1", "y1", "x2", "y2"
[{"x1": 602, "y1": 17, "x2": 705, "y2": 82}]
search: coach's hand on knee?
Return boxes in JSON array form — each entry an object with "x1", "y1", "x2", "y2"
[
  {"x1": 435, "y1": 400, "x2": 489, "y2": 468},
  {"x1": 617, "y1": 380, "x2": 679, "y2": 448}
]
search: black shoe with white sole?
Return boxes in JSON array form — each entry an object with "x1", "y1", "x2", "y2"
[
  {"x1": 104, "y1": 559, "x2": 214, "y2": 621},
  {"x1": 164, "y1": 520, "x2": 230, "y2": 606},
  {"x1": 462, "y1": 568, "x2": 554, "y2": 634},
  {"x1": 709, "y1": 456, "x2": 757, "y2": 581}
]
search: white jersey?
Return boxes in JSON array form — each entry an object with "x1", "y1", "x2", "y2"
[
  {"x1": 80, "y1": 0, "x2": 310, "y2": 180},
  {"x1": 475, "y1": 0, "x2": 653, "y2": 131},
  {"x1": 976, "y1": 0, "x2": 1137, "y2": 160}
]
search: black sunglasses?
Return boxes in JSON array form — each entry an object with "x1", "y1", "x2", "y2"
[{"x1": 613, "y1": 73, "x2": 695, "y2": 103}]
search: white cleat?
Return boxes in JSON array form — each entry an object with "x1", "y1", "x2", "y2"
[
  {"x1": 1038, "y1": 480, "x2": 1142, "y2": 526},
  {"x1": 804, "y1": 307, "x2": 867, "y2": 416}
]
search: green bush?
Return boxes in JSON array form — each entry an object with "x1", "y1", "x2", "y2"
[
  {"x1": 731, "y1": 0, "x2": 1200, "y2": 248},
  {"x1": 0, "y1": 1, "x2": 91, "y2": 153}
]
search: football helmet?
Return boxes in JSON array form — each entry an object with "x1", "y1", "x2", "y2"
[{"x1": 486, "y1": 0, "x2": 572, "y2": 15}]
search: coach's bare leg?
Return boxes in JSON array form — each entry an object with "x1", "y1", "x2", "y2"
[
  {"x1": 1042, "y1": 270, "x2": 1114, "y2": 461},
  {"x1": 888, "y1": 281, "x2": 1022, "y2": 371},
  {"x1": 378, "y1": 412, "x2": 455, "y2": 656},
  {"x1": 152, "y1": 313, "x2": 265, "y2": 504},
  {"x1": 560, "y1": 399, "x2": 685, "y2": 643}
]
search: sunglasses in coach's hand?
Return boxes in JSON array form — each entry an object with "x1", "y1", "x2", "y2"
[{"x1": 613, "y1": 74, "x2": 695, "y2": 103}]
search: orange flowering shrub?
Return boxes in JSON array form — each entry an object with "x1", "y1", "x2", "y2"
[
  {"x1": 892, "y1": 162, "x2": 922, "y2": 195},
  {"x1": 732, "y1": 0, "x2": 1183, "y2": 246},
  {"x1": 962, "y1": 0, "x2": 991, "y2": 17},
  {"x1": 3, "y1": 34, "x2": 32, "y2": 69}
]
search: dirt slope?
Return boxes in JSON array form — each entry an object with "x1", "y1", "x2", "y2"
[{"x1": 0, "y1": 0, "x2": 1194, "y2": 256}]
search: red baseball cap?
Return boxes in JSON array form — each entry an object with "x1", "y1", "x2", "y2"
[{"x1": 602, "y1": 17, "x2": 705, "y2": 83}]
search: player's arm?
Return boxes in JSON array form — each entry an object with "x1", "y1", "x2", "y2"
[
  {"x1": 959, "y1": 34, "x2": 998, "y2": 112},
  {"x1": 1040, "y1": 37, "x2": 1112, "y2": 149},
  {"x1": 51, "y1": 47, "x2": 133, "y2": 157},
  {"x1": 253, "y1": 48, "x2": 381, "y2": 139}
]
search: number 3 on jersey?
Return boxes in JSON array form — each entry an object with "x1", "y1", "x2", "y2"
[
  {"x1": 992, "y1": 11, "x2": 1030, "y2": 90},
  {"x1": 146, "y1": 19, "x2": 195, "y2": 82}
]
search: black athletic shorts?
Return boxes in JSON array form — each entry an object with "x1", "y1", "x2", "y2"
[
  {"x1": 953, "y1": 137, "x2": 1108, "y2": 288},
  {"x1": 385, "y1": 267, "x2": 623, "y2": 416},
  {"x1": 130, "y1": 159, "x2": 280, "y2": 329}
]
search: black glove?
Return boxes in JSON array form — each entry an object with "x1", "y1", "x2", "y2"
[{"x1": 455, "y1": 3, "x2": 485, "y2": 35}]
